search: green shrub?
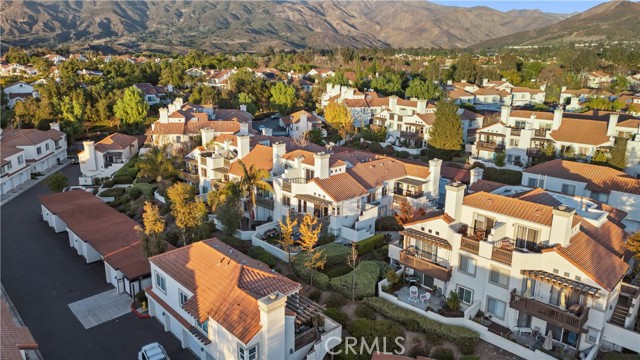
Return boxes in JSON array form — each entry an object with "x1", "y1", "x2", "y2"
[
  {"x1": 329, "y1": 261, "x2": 381, "y2": 299},
  {"x1": 318, "y1": 233, "x2": 336, "y2": 246},
  {"x1": 360, "y1": 245, "x2": 389, "y2": 262},
  {"x1": 397, "y1": 151, "x2": 410, "y2": 159},
  {"x1": 363, "y1": 297, "x2": 479, "y2": 355},
  {"x1": 102, "y1": 179, "x2": 115, "y2": 188},
  {"x1": 368, "y1": 142, "x2": 383, "y2": 153},
  {"x1": 460, "y1": 355, "x2": 480, "y2": 360},
  {"x1": 432, "y1": 347, "x2": 454, "y2": 360},
  {"x1": 347, "y1": 319, "x2": 404, "y2": 354},
  {"x1": 307, "y1": 290, "x2": 321, "y2": 302},
  {"x1": 383, "y1": 145, "x2": 395, "y2": 155},
  {"x1": 494, "y1": 152, "x2": 506, "y2": 167},
  {"x1": 248, "y1": 247, "x2": 277, "y2": 268},
  {"x1": 135, "y1": 290, "x2": 147, "y2": 304},
  {"x1": 219, "y1": 236, "x2": 251, "y2": 253},
  {"x1": 317, "y1": 243, "x2": 352, "y2": 266},
  {"x1": 324, "y1": 292, "x2": 348, "y2": 308},
  {"x1": 482, "y1": 167, "x2": 522, "y2": 185},
  {"x1": 355, "y1": 304, "x2": 376, "y2": 320},
  {"x1": 113, "y1": 175, "x2": 135, "y2": 184},
  {"x1": 323, "y1": 263, "x2": 353, "y2": 278},
  {"x1": 128, "y1": 187, "x2": 143, "y2": 200},
  {"x1": 295, "y1": 267, "x2": 330, "y2": 290},
  {"x1": 355, "y1": 234, "x2": 386, "y2": 254},
  {"x1": 375, "y1": 216, "x2": 402, "y2": 231},
  {"x1": 99, "y1": 187, "x2": 126, "y2": 197},
  {"x1": 324, "y1": 308, "x2": 347, "y2": 326},
  {"x1": 445, "y1": 291, "x2": 460, "y2": 312}
]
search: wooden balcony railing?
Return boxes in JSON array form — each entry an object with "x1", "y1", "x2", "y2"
[
  {"x1": 491, "y1": 247, "x2": 513, "y2": 265},
  {"x1": 282, "y1": 177, "x2": 306, "y2": 193},
  {"x1": 509, "y1": 290, "x2": 589, "y2": 334},
  {"x1": 394, "y1": 189, "x2": 423, "y2": 199},
  {"x1": 510, "y1": 128, "x2": 522, "y2": 136},
  {"x1": 400, "y1": 131, "x2": 423, "y2": 139},
  {"x1": 533, "y1": 129, "x2": 548, "y2": 137},
  {"x1": 399, "y1": 249, "x2": 452, "y2": 282},
  {"x1": 460, "y1": 236, "x2": 480, "y2": 254},
  {"x1": 178, "y1": 170, "x2": 199, "y2": 184},
  {"x1": 476, "y1": 141, "x2": 505, "y2": 152}
]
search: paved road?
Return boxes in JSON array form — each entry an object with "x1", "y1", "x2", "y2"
[{"x1": 1, "y1": 164, "x2": 195, "y2": 360}]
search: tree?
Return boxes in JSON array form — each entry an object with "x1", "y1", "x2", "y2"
[
  {"x1": 304, "y1": 128, "x2": 324, "y2": 146},
  {"x1": 625, "y1": 232, "x2": 640, "y2": 260},
  {"x1": 45, "y1": 172, "x2": 68, "y2": 192},
  {"x1": 216, "y1": 197, "x2": 243, "y2": 236},
  {"x1": 405, "y1": 78, "x2": 443, "y2": 101},
  {"x1": 327, "y1": 72, "x2": 350, "y2": 86},
  {"x1": 207, "y1": 181, "x2": 241, "y2": 213},
  {"x1": 137, "y1": 147, "x2": 176, "y2": 182},
  {"x1": 394, "y1": 201, "x2": 427, "y2": 225},
  {"x1": 269, "y1": 82, "x2": 297, "y2": 114},
  {"x1": 428, "y1": 100, "x2": 463, "y2": 151},
  {"x1": 324, "y1": 101, "x2": 355, "y2": 142},
  {"x1": 608, "y1": 137, "x2": 628, "y2": 170},
  {"x1": 452, "y1": 54, "x2": 477, "y2": 83},
  {"x1": 237, "y1": 160, "x2": 272, "y2": 230},
  {"x1": 138, "y1": 201, "x2": 168, "y2": 257},
  {"x1": 113, "y1": 86, "x2": 149, "y2": 134},
  {"x1": 370, "y1": 72, "x2": 403, "y2": 96},
  {"x1": 278, "y1": 214, "x2": 298, "y2": 262},
  {"x1": 494, "y1": 152, "x2": 506, "y2": 167},
  {"x1": 237, "y1": 92, "x2": 258, "y2": 114},
  {"x1": 346, "y1": 242, "x2": 359, "y2": 301},
  {"x1": 299, "y1": 214, "x2": 326, "y2": 286},
  {"x1": 166, "y1": 182, "x2": 208, "y2": 246}
]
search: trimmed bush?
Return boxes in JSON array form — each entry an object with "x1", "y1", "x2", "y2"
[
  {"x1": 363, "y1": 297, "x2": 479, "y2": 355},
  {"x1": 397, "y1": 151, "x2": 410, "y2": 159},
  {"x1": 433, "y1": 347, "x2": 455, "y2": 360},
  {"x1": 324, "y1": 308, "x2": 347, "y2": 326},
  {"x1": 307, "y1": 290, "x2": 321, "y2": 302},
  {"x1": 482, "y1": 167, "x2": 522, "y2": 185},
  {"x1": 355, "y1": 234, "x2": 385, "y2": 254},
  {"x1": 248, "y1": 247, "x2": 277, "y2": 268},
  {"x1": 317, "y1": 243, "x2": 352, "y2": 267},
  {"x1": 220, "y1": 236, "x2": 251, "y2": 253},
  {"x1": 113, "y1": 175, "x2": 135, "y2": 184},
  {"x1": 460, "y1": 356, "x2": 480, "y2": 360},
  {"x1": 375, "y1": 216, "x2": 402, "y2": 231},
  {"x1": 383, "y1": 145, "x2": 395, "y2": 155},
  {"x1": 368, "y1": 142, "x2": 383, "y2": 153},
  {"x1": 329, "y1": 261, "x2": 381, "y2": 299},
  {"x1": 99, "y1": 187, "x2": 125, "y2": 197},
  {"x1": 347, "y1": 319, "x2": 404, "y2": 354},
  {"x1": 295, "y1": 266, "x2": 330, "y2": 290},
  {"x1": 128, "y1": 187, "x2": 143, "y2": 200},
  {"x1": 355, "y1": 304, "x2": 376, "y2": 320},
  {"x1": 324, "y1": 292, "x2": 348, "y2": 308}
]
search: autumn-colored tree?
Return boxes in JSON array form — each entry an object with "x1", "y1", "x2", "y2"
[
  {"x1": 278, "y1": 214, "x2": 298, "y2": 262},
  {"x1": 394, "y1": 201, "x2": 427, "y2": 225},
  {"x1": 138, "y1": 201, "x2": 168, "y2": 257},
  {"x1": 324, "y1": 101, "x2": 355, "y2": 142},
  {"x1": 346, "y1": 241, "x2": 359, "y2": 301},
  {"x1": 237, "y1": 160, "x2": 272, "y2": 230},
  {"x1": 167, "y1": 182, "x2": 208, "y2": 246},
  {"x1": 626, "y1": 232, "x2": 640, "y2": 260},
  {"x1": 299, "y1": 214, "x2": 326, "y2": 286},
  {"x1": 207, "y1": 181, "x2": 241, "y2": 213}
]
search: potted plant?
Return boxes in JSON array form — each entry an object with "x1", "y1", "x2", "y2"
[{"x1": 315, "y1": 313, "x2": 325, "y2": 331}]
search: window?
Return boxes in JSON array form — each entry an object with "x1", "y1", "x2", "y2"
[
  {"x1": 590, "y1": 191, "x2": 609, "y2": 203},
  {"x1": 179, "y1": 290, "x2": 188, "y2": 306},
  {"x1": 459, "y1": 255, "x2": 477, "y2": 276},
  {"x1": 155, "y1": 272, "x2": 166, "y2": 293},
  {"x1": 489, "y1": 266, "x2": 510, "y2": 288},
  {"x1": 486, "y1": 297, "x2": 506, "y2": 319},
  {"x1": 509, "y1": 138, "x2": 519, "y2": 147},
  {"x1": 561, "y1": 184, "x2": 576, "y2": 196},
  {"x1": 17, "y1": 155, "x2": 24, "y2": 165},
  {"x1": 198, "y1": 319, "x2": 209, "y2": 335},
  {"x1": 200, "y1": 168, "x2": 207, "y2": 178},
  {"x1": 515, "y1": 120, "x2": 526, "y2": 129},
  {"x1": 36, "y1": 147, "x2": 42, "y2": 155},
  {"x1": 238, "y1": 345, "x2": 258, "y2": 360},
  {"x1": 514, "y1": 225, "x2": 540, "y2": 250},
  {"x1": 282, "y1": 196, "x2": 290, "y2": 207},
  {"x1": 45, "y1": 143, "x2": 50, "y2": 151},
  {"x1": 457, "y1": 286, "x2": 473, "y2": 304},
  {"x1": 587, "y1": 328, "x2": 599, "y2": 344},
  {"x1": 528, "y1": 178, "x2": 544, "y2": 188},
  {"x1": 381, "y1": 185, "x2": 387, "y2": 197}
]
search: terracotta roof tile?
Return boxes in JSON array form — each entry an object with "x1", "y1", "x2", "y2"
[
  {"x1": 549, "y1": 118, "x2": 611, "y2": 145},
  {"x1": 1, "y1": 298, "x2": 38, "y2": 360},
  {"x1": 440, "y1": 165, "x2": 470, "y2": 183},
  {"x1": 1, "y1": 128, "x2": 64, "y2": 146},
  {"x1": 149, "y1": 239, "x2": 301, "y2": 343},
  {"x1": 524, "y1": 160, "x2": 640, "y2": 195},
  {"x1": 509, "y1": 110, "x2": 554, "y2": 120},
  {"x1": 469, "y1": 179, "x2": 506, "y2": 193},
  {"x1": 313, "y1": 172, "x2": 368, "y2": 202},
  {"x1": 280, "y1": 110, "x2": 323, "y2": 126},
  {"x1": 463, "y1": 191, "x2": 555, "y2": 226},
  {"x1": 347, "y1": 158, "x2": 408, "y2": 189},
  {"x1": 94, "y1": 133, "x2": 138, "y2": 152},
  {"x1": 229, "y1": 144, "x2": 273, "y2": 177}
]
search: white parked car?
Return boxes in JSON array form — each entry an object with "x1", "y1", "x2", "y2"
[
  {"x1": 138, "y1": 343, "x2": 169, "y2": 360},
  {"x1": 62, "y1": 186, "x2": 93, "y2": 193}
]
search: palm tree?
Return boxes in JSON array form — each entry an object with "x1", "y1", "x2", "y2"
[
  {"x1": 207, "y1": 180, "x2": 242, "y2": 212},
  {"x1": 137, "y1": 146, "x2": 176, "y2": 182},
  {"x1": 237, "y1": 160, "x2": 272, "y2": 230}
]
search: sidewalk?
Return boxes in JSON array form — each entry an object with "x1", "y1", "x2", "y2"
[{"x1": 0, "y1": 160, "x2": 71, "y2": 206}]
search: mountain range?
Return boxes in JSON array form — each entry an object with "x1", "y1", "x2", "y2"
[{"x1": 0, "y1": 1, "x2": 636, "y2": 53}]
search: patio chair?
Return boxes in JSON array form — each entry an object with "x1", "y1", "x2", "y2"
[
  {"x1": 409, "y1": 286, "x2": 419, "y2": 304},
  {"x1": 420, "y1": 292, "x2": 430, "y2": 304}
]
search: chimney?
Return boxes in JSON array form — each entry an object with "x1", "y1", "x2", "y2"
[
  {"x1": 159, "y1": 108, "x2": 169, "y2": 123},
  {"x1": 500, "y1": 106, "x2": 511, "y2": 125},
  {"x1": 237, "y1": 135, "x2": 250, "y2": 159},
  {"x1": 470, "y1": 167, "x2": 484, "y2": 185},
  {"x1": 262, "y1": 127, "x2": 273, "y2": 136},
  {"x1": 82, "y1": 141, "x2": 97, "y2": 171},
  {"x1": 552, "y1": 108, "x2": 563, "y2": 130},
  {"x1": 551, "y1": 205, "x2": 576, "y2": 246},
  {"x1": 389, "y1": 96, "x2": 398, "y2": 112},
  {"x1": 239, "y1": 122, "x2": 249, "y2": 136},
  {"x1": 167, "y1": 84, "x2": 173, "y2": 93},
  {"x1": 299, "y1": 112, "x2": 308, "y2": 132},
  {"x1": 446, "y1": 80, "x2": 452, "y2": 85},
  {"x1": 428, "y1": 158, "x2": 442, "y2": 198},
  {"x1": 258, "y1": 292, "x2": 287, "y2": 360},
  {"x1": 482, "y1": 78, "x2": 488, "y2": 86},
  {"x1": 175, "y1": 97, "x2": 183, "y2": 108},
  {"x1": 239, "y1": 104, "x2": 247, "y2": 112},
  {"x1": 272, "y1": 142, "x2": 286, "y2": 170},
  {"x1": 314, "y1": 152, "x2": 330, "y2": 179},
  {"x1": 561, "y1": 86, "x2": 567, "y2": 93},
  {"x1": 444, "y1": 182, "x2": 465, "y2": 221},
  {"x1": 607, "y1": 114, "x2": 619, "y2": 136},
  {"x1": 539, "y1": 84, "x2": 546, "y2": 92},
  {"x1": 417, "y1": 100, "x2": 427, "y2": 114},
  {"x1": 346, "y1": 88, "x2": 355, "y2": 98},
  {"x1": 200, "y1": 128, "x2": 215, "y2": 147},
  {"x1": 49, "y1": 122, "x2": 60, "y2": 131}
]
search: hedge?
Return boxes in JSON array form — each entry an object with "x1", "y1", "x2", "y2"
[
  {"x1": 329, "y1": 261, "x2": 381, "y2": 299},
  {"x1": 362, "y1": 297, "x2": 479, "y2": 355},
  {"x1": 113, "y1": 175, "x2": 135, "y2": 184},
  {"x1": 295, "y1": 267, "x2": 329, "y2": 290},
  {"x1": 355, "y1": 234, "x2": 385, "y2": 254},
  {"x1": 219, "y1": 236, "x2": 251, "y2": 254},
  {"x1": 347, "y1": 318, "x2": 404, "y2": 353},
  {"x1": 99, "y1": 188, "x2": 126, "y2": 197},
  {"x1": 375, "y1": 216, "x2": 402, "y2": 231},
  {"x1": 294, "y1": 243, "x2": 351, "y2": 268},
  {"x1": 324, "y1": 292, "x2": 348, "y2": 308},
  {"x1": 248, "y1": 247, "x2": 277, "y2": 268},
  {"x1": 354, "y1": 304, "x2": 376, "y2": 320},
  {"x1": 324, "y1": 307, "x2": 347, "y2": 326},
  {"x1": 482, "y1": 167, "x2": 522, "y2": 185}
]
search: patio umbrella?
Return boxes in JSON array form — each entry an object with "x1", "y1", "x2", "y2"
[
  {"x1": 543, "y1": 330, "x2": 553, "y2": 351},
  {"x1": 559, "y1": 288, "x2": 567, "y2": 310},
  {"x1": 524, "y1": 278, "x2": 533, "y2": 298}
]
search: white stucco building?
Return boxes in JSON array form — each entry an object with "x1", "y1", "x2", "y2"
[{"x1": 78, "y1": 133, "x2": 141, "y2": 185}]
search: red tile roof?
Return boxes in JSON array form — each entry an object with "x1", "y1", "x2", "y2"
[
  {"x1": 313, "y1": 172, "x2": 368, "y2": 202},
  {"x1": 469, "y1": 179, "x2": 506, "y2": 193},
  {"x1": 229, "y1": 144, "x2": 273, "y2": 177},
  {"x1": 549, "y1": 118, "x2": 611, "y2": 145},
  {"x1": 1, "y1": 298, "x2": 38, "y2": 360},
  {"x1": 94, "y1": 133, "x2": 138, "y2": 153}
]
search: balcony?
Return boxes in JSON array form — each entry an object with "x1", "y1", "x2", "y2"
[
  {"x1": 400, "y1": 131, "x2": 423, "y2": 139},
  {"x1": 526, "y1": 147, "x2": 542, "y2": 157},
  {"x1": 256, "y1": 196, "x2": 274, "y2": 210},
  {"x1": 178, "y1": 170, "x2": 199, "y2": 184},
  {"x1": 399, "y1": 249, "x2": 452, "y2": 282},
  {"x1": 509, "y1": 290, "x2": 589, "y2": 334},
  {"x1": 393, "y1": 188, "x2": 423, "y2": 199},
  {"x1": 491, "y1": 247, "x2": 513, "y2": 265},
  {"x1": 282, "y1": 177, "x2": 306, "y2": 193},
  {"x1": 295, "y1": 326, "x2": 319, "y2": 350},
  {"x1": 476, "y1": 141, "x2": 505, "y2": 152},
  {"x1": 510, "y1": 128, "x2": 522, "y2": 136},
  {"x1": 460, "y1": 236, "x2": 480, "y2": 254},
  {"x1": 533, "y1": 129, "x2": 548, "y2": 138}
]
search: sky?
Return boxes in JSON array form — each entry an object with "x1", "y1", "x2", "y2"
[{"x1": 429, "y1": 1, "x2": 610, "y2": 14}]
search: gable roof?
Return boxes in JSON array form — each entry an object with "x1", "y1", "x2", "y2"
[
  {"x1": 549, "y1": 118, "x2": 611, "y2": 145},
  {"x1": 1, "y1": 128, "x2": 64, "y2": 147},
  {"x1": 524, "y1": 159, "x2": 640, "y2": 195},
  {"x1": 95, "y1": 133, "x2": 138, "y2": 153},
  {"x1": 149, "y1": 239, "x2": 301, "y2": 343},
  {"x1": 313, "y1": 172, "x2": 368, "y2": 202},
  {"x1": 281, "y1": 110, "x2": 323, "y2": 126},
  {"x1": 469, "y1": 179, "x2": 506, "y2": 193},
  {"x1": 463, "y1": 191, "x2": 556, "y2": 226},
  {"x1": 229, "y1": 144, "x2": 273, "y2": 177},
  {"x1": 1, "y1": 298, "x2": 38, "y2": 360}
]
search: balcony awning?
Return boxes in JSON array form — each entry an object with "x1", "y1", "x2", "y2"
[
  {"x1": 212, "y1": 167, "x2": 229, "y2": 174},
  {"x1": 294, "y1": 194, "x2": 333, "y2": 206},
  {"x1": 521, "y1": 270, "x2": 599, "y2": 297},
  {"x1": 401, "y1": 228, "x2": 452, "y2": 250},
  {"x1": 286, "y1": 293, "x2": 325, "y2": 325},
  {"x1": 397, "y1": 177, "x2": 428, "y2": 186}
]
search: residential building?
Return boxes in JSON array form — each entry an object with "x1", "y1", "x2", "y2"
[
  {"x1": 0, "y1": 144, "x2": 29, "y2": 195},
  {"x1": 146, "y1": 238, "x2": 341, "y2": 360},
  {"x1": 134, "y1": 83, "x2": 170, "y2": 105},
  {"x1": 587, "y1": 71, "x2": 613, "y2": 89},
  {"x1": 1, "y1": 296, "x2": 39, "y2": 360},
  {"x1": 0, "y1": 123, "x2": 67, "y2": 175},
  {"x1": 306, "y1": 68, "x2": 334, "y2": 79},
  {"x1": 559, "y1": 88, "x2": 613, "y2": 111},
  {"x1": 39, "y1": 190, "x2": 161, "y2": 297},
  {"x1": 78, "y1": 133, "x2": 142, "y2": 185},
  {"x1": 279, "y1": 110, "x2": 324, "y2": 140},
  {"x1": 0, "y1": 63, "x2": 38, "y2": 77},
  {"x1": 523, "y1": 159, "x2": 640, "y2": 232},
  {"x1": 389, "y1": 183, "x2": 638, "y2": 354},
  {"x1": 446, "y1": 80, "x2": 545, "y2": 111},
  {"x1": 43, "y1": 54, "x2": 66, "y2": 64},
  {"x1": 3, "y1": 81, "x2": 36, "y2": 108}
]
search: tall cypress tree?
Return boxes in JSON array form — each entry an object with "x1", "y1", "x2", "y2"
[
  {"x1": 607, "y1": 137, "x2": 628, "y2": 170},
  {"x1": 428, "y1": 100, "x2": 463, "y2": 151}
]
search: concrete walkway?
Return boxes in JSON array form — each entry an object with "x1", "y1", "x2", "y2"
[
  {"x1": 68, "y1": 289, "x2": 133, "y2": 329},
  {"x1": 0, "y1": 160, "x2": 72, "y2": 206}
]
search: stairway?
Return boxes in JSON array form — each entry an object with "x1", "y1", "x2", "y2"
[{"x1": 610, "y1": 295, "x2": 630, "y2": 327}]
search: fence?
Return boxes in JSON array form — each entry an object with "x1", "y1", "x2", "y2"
[{"x1": 250, "y1": 222, "x2": 298, "y2": 263}]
